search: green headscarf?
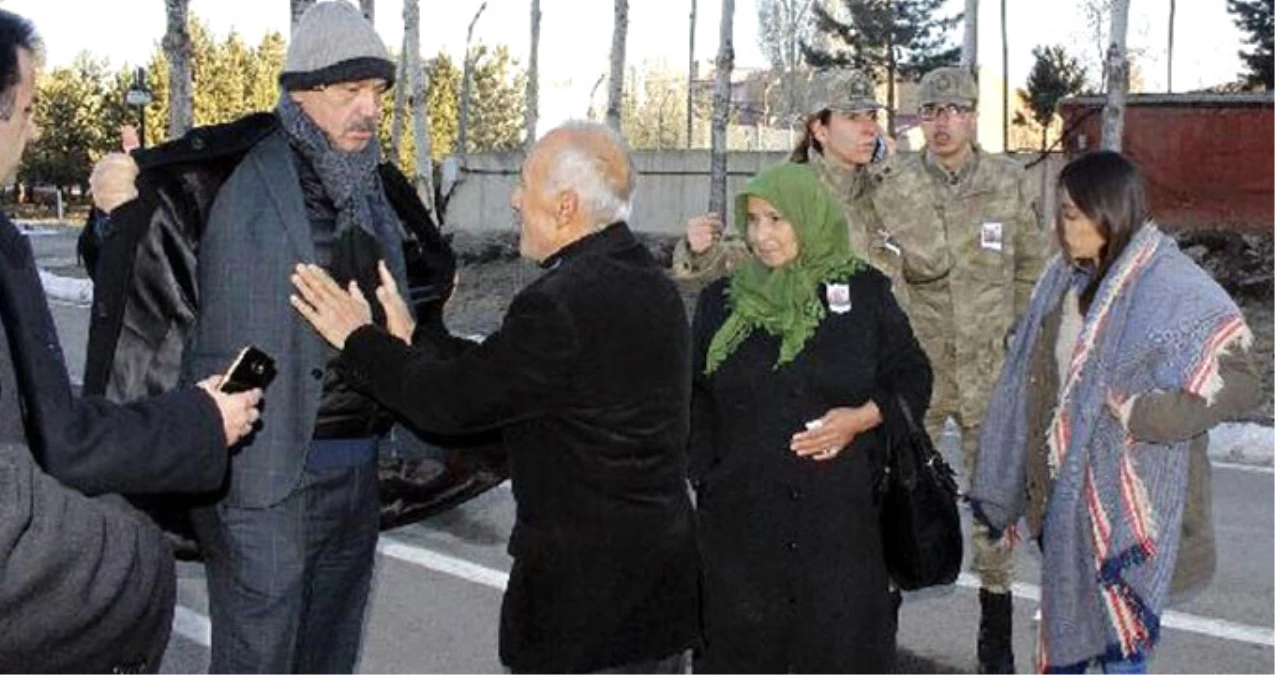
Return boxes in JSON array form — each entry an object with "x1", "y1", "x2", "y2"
[{"x1": 704, "y1": 162, "x2": 864, "y2": 374}]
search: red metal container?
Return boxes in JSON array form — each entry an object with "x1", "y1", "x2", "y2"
[{"x1": 1059, "y1": 93, "x2": 1274, "y2": 233}]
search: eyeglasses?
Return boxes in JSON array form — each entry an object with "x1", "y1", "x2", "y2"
[{"x1": 918, "y1": 104, "x2": 975, "y2": 121}]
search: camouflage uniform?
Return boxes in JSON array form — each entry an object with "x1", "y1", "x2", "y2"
[
  {"x1": 871, "y1": 68, "x2": 1049, "y2": 594},
  {"x1": 672, "y1": 69, "x2": 907, "y2": 307}
]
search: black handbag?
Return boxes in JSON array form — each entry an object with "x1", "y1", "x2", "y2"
[{"x1": 879, "y1": 392, "x2": 963, "y2": 590}]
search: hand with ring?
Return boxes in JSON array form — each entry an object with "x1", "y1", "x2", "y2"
[{"x1": 789, "y1": 403, "x2": 883, "y2": 462}]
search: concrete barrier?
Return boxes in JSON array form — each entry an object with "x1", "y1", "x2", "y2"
[{"x1": 441, "y1": 149, "x2": 1067, "y2": 238}]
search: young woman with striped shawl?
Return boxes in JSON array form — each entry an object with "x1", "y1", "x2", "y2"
[{"x1": 969, "y1": 151, "x2": 1261, "y2": 673}]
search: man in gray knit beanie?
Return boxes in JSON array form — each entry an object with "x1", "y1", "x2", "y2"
[{"x1": 85, "y1": 1, "x2": 460, "y2": 672}]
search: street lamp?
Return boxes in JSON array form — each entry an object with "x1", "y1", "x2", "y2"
[{"x1": 125, "y1": 67, "x2": 153, "y2": 149}]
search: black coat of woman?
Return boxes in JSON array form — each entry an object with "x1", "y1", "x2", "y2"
[{"x1": 689, "y1": 163, "x2": 932, "y2": 674}]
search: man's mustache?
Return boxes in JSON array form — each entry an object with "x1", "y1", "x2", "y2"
[{"x1": 345, "y1": 117, "x2": 379, "y2": 134}]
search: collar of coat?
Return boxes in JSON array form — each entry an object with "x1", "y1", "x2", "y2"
[
  {"x1": 808, "y1": 150, "x2": 870, "y2": 202},
  {"x1": 539, "y1": 221, "x2": 638, "y2": 270}
]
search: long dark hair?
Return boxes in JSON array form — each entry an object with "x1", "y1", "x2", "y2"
[
  {"x1": 1056, "y1": 150, "x2": 1150, "y2": 314},
  {"x1": 789, "y1": 110, "x2": 831, "y2": 163}
]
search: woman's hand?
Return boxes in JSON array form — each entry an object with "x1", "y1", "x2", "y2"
[
  {"x1": 289, "y1": 264, "x2": 372, "y2": 350},
  {"x1": 374, "y1": 260, "x2": 415, "y2": 344},
  {"x1": 790, "y1": 402, "x2": 883, "y2": 462}
]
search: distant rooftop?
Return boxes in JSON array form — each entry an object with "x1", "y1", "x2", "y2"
[{"x1": 1061, "y1": 92, "x2": 1274, "y2": 108}]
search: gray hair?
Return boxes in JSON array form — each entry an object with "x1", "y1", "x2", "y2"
[{"x1": 542, "y1": 120, "x2": 636, "y2": 229}]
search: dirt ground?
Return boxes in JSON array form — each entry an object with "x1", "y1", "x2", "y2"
[{"x1": 443, "y1": 229, "x2": 1274, "y2": 425}]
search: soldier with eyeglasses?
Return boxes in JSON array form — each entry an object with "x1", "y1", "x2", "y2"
[{"x1": 870, "y1": 65, "x2": 1048, "y2": 674}]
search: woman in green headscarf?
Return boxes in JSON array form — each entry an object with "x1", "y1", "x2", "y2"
[{"x1": 689, "y1": 162, "x2": 932, "y2": 673}]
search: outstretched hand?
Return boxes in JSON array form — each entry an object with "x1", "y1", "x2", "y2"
[
  {"x1": 289, "y1": 264, "x2": 372, "y2": 350},
  {"x1": 374, "y1": 260, "x2": 415, "y2": 344}
]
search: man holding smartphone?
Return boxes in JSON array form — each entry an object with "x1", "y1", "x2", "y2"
[{"x1": 0, "y1": 9, "x2": 261, "y2": 671}]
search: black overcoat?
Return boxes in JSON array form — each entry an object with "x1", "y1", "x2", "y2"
[
  {"x1": 689, "y1": 267, "x2": 932, "y2": 674},
  {"x1": 338, "y1": 223, "x2": 700, "y2": 673}
]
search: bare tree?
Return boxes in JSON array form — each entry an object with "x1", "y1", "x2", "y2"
[
  {"x1": 1001, "y1": 0, "x2": 1008, "y2": 149},
  {"x1": 756, "y1": 0, "x2": 814, "y2": 127},
  {"x1": 961, "y1": 0, "x2": 978, "y2": 70},
  {"x1": 458, "y1": 2, "x2": 488, "y2": 156},
  {"x1": 709, "y1": 0, "x2": 735, "y2": 216},
  {"x1": 586, "y1": 73, "x2": 607, "y2": 120},
  {"x1": 606, "y1": 0, "x2": 629, "y2": 130},
  {"x1": 687, "y1": 0, "x2": 697, "y2": 148},
  {"x1": 391, "y1": 32, "x2": 408, "y2": 164},
  {"x1": 164, "y1": 0, "x2": 193, "y2": 138},
  {"x1": 1081, "y1": 0, "x2": 1114, "y2": 89},
  {"x1": 403, "y1": 0, "x2": 435, "y2": 209},
  {"x1": 1167, "y1": 0, "x2": 1176, "y2": 92},
  {"x1": 290, "y1": 0, "x2": 317, "y2": 35},
  {"x1": 360, "y1": 0, "x2": 375, "y2": 22},
  {"x1": 1101, "y1": 0, "x2": 1129, "y2": 150},
  {"x1": 524, "y1": 0, "x2": 542, "y2": 149}
]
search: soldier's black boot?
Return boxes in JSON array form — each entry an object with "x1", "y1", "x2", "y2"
[{"x1": 977, "y1": 588, "x2": 1015, "y2": 674}]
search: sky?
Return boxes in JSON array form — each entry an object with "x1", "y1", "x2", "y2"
[{"x1": 2, "y1": 0, "x2": 1248, "y2": 131}]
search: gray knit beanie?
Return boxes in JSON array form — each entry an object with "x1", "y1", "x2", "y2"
[{"x1": 280, "y1": 0, "x2": 395, "y2": 91}]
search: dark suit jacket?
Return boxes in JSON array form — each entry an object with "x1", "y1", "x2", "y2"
[
  {"x1": 0, "y1": 213, "x2": 225, "y2": 671},
  {"x1": 184, "y1": 130, "x2": 349, "y2": 508},
  {"x1": 0, "y1": 441, "x2": 175, "y2": 673},
  {"x1": 0, "y1": 214, "x2": 225, "y2": 496},
  {"x1": 339, "y1": 223, "x2": 700, "y2": 672}
]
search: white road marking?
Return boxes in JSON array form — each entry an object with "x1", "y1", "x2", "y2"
[
  {"x1": 172, "y1": 605, "x2": 212, "y2": 647},
  {"x1": 378, "y1": 537, "x2": 509, "y2": 591},
  {"x1": 170, "y1": 530, "x2": 1275, "y2": 651},
  {"x1": 1214, "y1": 462, "x2": 1275, "y2": 475},
  {"x1": 954, "y1": 572, "x2": 1273, "y2": 647}
]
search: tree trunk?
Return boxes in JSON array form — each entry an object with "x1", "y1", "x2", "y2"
[
  {"x1": 886, "y1": 32, "x2": 897, "y2": 136},
  {"x1": 404, "y1": 0, "x2": 435, "y2": 211},
  {"x1": 290, "y1": 0, "x2": 317, "y2": 35},
  {"x1": 390, "y1": 31, "x2": 408, "y2": 165},
  {"x1": 360, "y1": 0, "x2": 375, "y2": 22},
  {"x1": 524, "y1": 0, "x2": 541, "y2": 150},
  {"x1": 686, "y1": 0, "x2": 697, "y2": 148},
  {"x1": 1000, "y1": 0, "x2": 1008, "y2": 151},
  {"x1": 606, "y1": 0, "x2": 629, "y2": 130},
  {"x1": 1101, "y1": 0, "x2": 1129, "y2": 150},
  {"x1": 708, "y1": 0, "x2": 735, "y2": 216},
  {"x1": 961, "y1": 0, "x2": 978, "y2": 71},
  {"x1": 163, "y1": 0, "x2": 193, "y2": 138},
  {"x1": 458, "y1": 2, "x2": 487, "y2": 156},
  {"x1": 1167, "y1": 0, "x2": 1176, "y2": 93}
]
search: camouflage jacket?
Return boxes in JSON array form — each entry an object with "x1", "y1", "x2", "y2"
[{"x1": 871, "y1": 147, "x2": 1048, "y2": 378}]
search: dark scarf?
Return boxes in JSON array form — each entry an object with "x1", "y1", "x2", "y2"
[{"x1": 274, "y1": 93, "x2": 407, "y2": 288}]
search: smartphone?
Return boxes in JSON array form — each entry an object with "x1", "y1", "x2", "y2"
[
  {"x1": 219, "y1": 346, "x2": 277, "y2": 393},
  {"x1": 871, "y1": 136, "x2": 887, "y2": 164}
]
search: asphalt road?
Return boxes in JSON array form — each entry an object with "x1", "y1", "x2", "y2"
[{"x1": 27, "y1": 227, "x2": 1275, "y2": 674}]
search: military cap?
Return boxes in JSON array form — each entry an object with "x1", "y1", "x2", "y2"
[
  {"x1": 918, "y1": 67, "x2": 978, "y2": 107},
  {"x1": 805, "y1": 69, "x2": 883, "y2": 114}
]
